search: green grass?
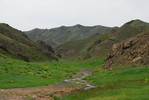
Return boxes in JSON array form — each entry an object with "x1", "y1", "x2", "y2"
[
  {"x1": 0, "y1": 57, "x2": 103, "y2": 89},
  {"x1": 75, "y1": 59, "x2": 104, "y2": 68},
  {"x1": 58, "y1": 66, "x2": 149, "y2": 100},
  {"x1": 0, "y1": 58, "x2": 79, "y2": 89},
  {"x1": 1, "y1": 55, "x2": 149, "y2": 100},
  {"x1": 0, "y1": 74, "x2": 51, "y2": 88},
  {"x1": 87, "y1": 66, "x2": 149, "y2": 85},
  {"x1": 58, "y1": 59, "x2": 104, "y2": 68}
]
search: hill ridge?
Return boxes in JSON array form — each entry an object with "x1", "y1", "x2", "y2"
[{"x1": 25, "y1": 24, "x2": 111, "y2": 47}]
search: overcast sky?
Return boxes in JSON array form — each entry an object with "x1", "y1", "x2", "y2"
[{"x1": 0, "y1": 0, "x2": 149, "y2": 31}]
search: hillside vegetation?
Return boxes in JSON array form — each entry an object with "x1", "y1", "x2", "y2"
[
  {"x1": 26, "y1": 24, "x2": 111, "y2": 47},
  {"x1": 56, "y1": 20, "x2": 149, "y2": 61},
  {"x1": 0, "y1": 23, "x2": 57, "y2": 61}
]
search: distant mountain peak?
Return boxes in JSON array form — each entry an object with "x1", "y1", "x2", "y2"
[
  {"x1": 74, "y1": 24, "x2": 84, "y2": 27},
  {"x1": 123, "y1": 19, "x2": 146, "y2": 26},
  {"x1": 34, "y1": 28, "x2": 41, "y2": 30},
  {"x1": 58, "y1": 26, "x2": 67, "y2": 30}
]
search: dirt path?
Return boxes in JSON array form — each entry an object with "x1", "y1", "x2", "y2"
[{"x1": 0, "y1": 68, "x2": 94, "y2": 100}]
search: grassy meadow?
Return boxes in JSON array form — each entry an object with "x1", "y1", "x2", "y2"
[
  {"x1": 0, "y1": 56, "x2": 149, "y2": 100},
  {"x1": 0, "y1": 57, "x2": 103, "y2": 89},
  {"x1": 0, "y1": 57, "x2": 77, "y2": 88},
  {"x1": 58, "y1": 66, "x2": 149, "y2": 100}
]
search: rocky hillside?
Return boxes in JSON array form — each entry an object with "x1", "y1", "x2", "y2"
[
  {"x1": 103, "y1": 30, "x2": 149, "y2": 68},
  {"x1": 25, "y1": 24, "x2": 111, "y2": 47},
  {"x1": 0, "y1": 23, "x2": 58, "y2": 61},
  {"x1": 55, "y1": 20, "x2": 149, "y2": 61}
]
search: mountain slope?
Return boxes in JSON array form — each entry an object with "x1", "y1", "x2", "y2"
[
  {"x1": 103, "y1": 30, "x2": 149, "y2": 68},
  {"x1": 25, "y1": 25, "x2": 111, "y2": 47},
  {"x1": 0, "y1": 23, "x2": 58, "y2": 61},
  {"x1": 55, "y1": 19, "x2": 149, "y2": 61},
  {"x1": 55, "y1": 28, "x2": 118, "y2": 60}
]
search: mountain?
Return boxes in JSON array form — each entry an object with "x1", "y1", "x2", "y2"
[
  {"x1": 25, "y1": 24, "x2": 111, "y2": 47},
  {"x1": 55, "y1": 28, "x2": 117, "y2": 60},
  {"x1": 0, "y1": 23, "x2": 58, "y2": 61},
  {"x1": 55, "y1": 19, "x2": 149, "y2": 61},
  {"x1": 103, "y1": 30, "x2": 149, "y2": 68}
]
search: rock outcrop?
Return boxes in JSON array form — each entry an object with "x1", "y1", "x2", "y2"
[{"x1": 103, "y1": 31, "x2": 149, "y2": 68}]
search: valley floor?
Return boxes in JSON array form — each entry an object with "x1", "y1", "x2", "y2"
[
  {"x1": 0, "y1": 57, "x2": 149, "y2": 100},
  {"x1": 0, "y1": 68, "x2": 94, "y2": 100},
  {"x1": 0, "y1": 82, "x2": 80, "y2": 100},
  {"x1": 58, "y1": 66, "x2": 149, "y2": 100}
]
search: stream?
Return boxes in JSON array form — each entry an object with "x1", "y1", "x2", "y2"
[{"x1": 63, "y1": 68, "x2": 95, "y2": 90}]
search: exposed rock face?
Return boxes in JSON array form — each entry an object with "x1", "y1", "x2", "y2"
[{"x1": 103, "y1": 31, "x2": 149, "y2": 68}]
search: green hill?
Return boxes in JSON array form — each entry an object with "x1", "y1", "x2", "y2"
[
  {"x1": 55, "y1": 19, "x2": 149, "y2": 61},
  {"x1": 54, "y1": 28, "x2": 117, "y2": 60},
  {"x1": 25, "y1": 24, "x2": 111, "y2": 47},
  {"x1": 0, "y1": 23, "x2": 58, "y2": 61}
]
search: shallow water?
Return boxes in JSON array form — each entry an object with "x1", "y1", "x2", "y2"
[{"x1": 64, "y1": 71, "x2": 95, "y2": 90}]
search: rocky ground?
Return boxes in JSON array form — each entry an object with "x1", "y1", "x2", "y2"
[{"x1": 103, "y1": 31, "x2": 149, "y2": 68}]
